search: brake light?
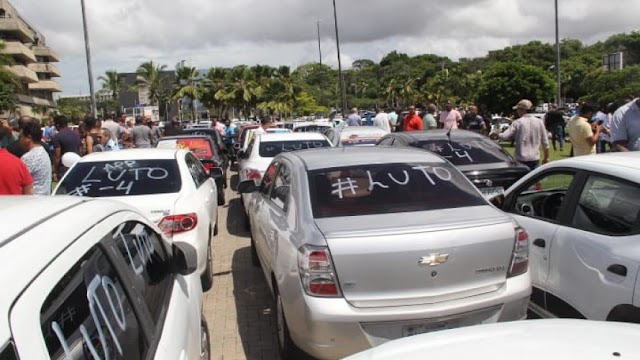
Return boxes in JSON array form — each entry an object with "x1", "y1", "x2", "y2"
[
  {"x1": 245, "y1": 168, "x2": 262, "y2": 181},
  {"x1": 202, "y1": 161, "x2": 219, "y2": 174},
  {"x1": 508, "y1": 227, "x2": 529, "y2": 277},
  {"x1": 158, "y1": 213, "x2": 198, "y2": 234},
  {"x1": 298, "y1": 245, "x2": 341, "y2": 297}
]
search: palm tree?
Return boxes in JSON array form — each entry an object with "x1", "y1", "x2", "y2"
[
  {"x1": 216, "y1": 66, "x2": 261, "y2": 120},
  {"x1": 98, "y1": 70, "x2": 124, "y2": 99},
  {"x1": 173, "y1": 65, "x2": 201, "y2": 121},
  {"x1": 201, "y1": 67, "x2": 229, "y2": 117},
  {"x1": 384, "y1": 79, "x2": 400, "y2": 108},
  {"x1": 134, "y1": 61, "x2": 168, "y2": 106}
]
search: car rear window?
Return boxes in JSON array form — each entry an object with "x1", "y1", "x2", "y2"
[
  {"x1": 157, "y1": 138, "x2": 214, "y2": 157},
  {"x1": 56, "y1": 160, "x2": 181, "y2": 197},
  {"x1": 416, "y1": 138, "x2": 512, "y2": 165},
  {"x1": 309, "y1": 162, "x2": 486, "y2": 218},
  {"x1": 259, "y1": 140, "x2": 331, "y2": 157}
]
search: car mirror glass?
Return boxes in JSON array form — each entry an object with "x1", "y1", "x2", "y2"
[
  {"x1": 209, "y1": 167, "x2": 223, "y2": 179},
  {"x1": 172, "y1": 242, "x2": 198, "y2": 275},
  {"x1": 237, "y1": 179, "x2": 258, "y2": 193}
]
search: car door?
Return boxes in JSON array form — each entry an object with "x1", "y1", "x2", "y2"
[
  {"x1": 184, "y1": 153, "x2": 216, "y2": 234},
  {"x1": 503, "y1": 169, "x2": 579, "y2": 311},
  {"x1": 251, "y1": 161, "x2": 279, "y2": 282},
  {"x1": 550, "y1": 173, "x2": 640, "y2": 320}
]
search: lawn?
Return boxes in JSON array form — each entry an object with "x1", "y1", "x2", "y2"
[{"x1": 499, "y1": 141, "x2": 571, "y2": 163}]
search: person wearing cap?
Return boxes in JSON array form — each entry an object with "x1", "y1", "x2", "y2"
[
  {"x1": 491, "y1": 99, "x2": 549, "y2": 171},
  {"x1": 347, "y1": 108, "x2": 362, "y2": 126}
]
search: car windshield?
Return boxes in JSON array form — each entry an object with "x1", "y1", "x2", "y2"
[
  {"x1": 416, "y1": 138, "x2": 512, "y2": 165},
  {"x1": 259, "y1": 140, "x2": 331, "y2": 157},
  {"x1": 56, "y1": 160, "x2": 181, "y2": 197},
  {"x1": 157, "y1": 138, "x2": 214, "y2": 158},
  {"x1": 309, "y1": 162, "x2": 485, "y2": 218}
]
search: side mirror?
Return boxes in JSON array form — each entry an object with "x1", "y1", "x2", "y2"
[
  {"x1": 273, "y1": 186, "x2": 289, "y2": 203},
  {"x1": 209, "y1": 167, "x2": 223, "y2": 179},
  {"x1": 489, "y1": 194, "x2": 505, "y2": 208},
  {"x1": 237, "y1": 179, "x2": 258, "y2": 194},
  {"x1": 172, "y1": 242, "x2": 198, "y2": 275},
  {"x1": 233, "y1": 143, "x2": 241, "y2": 150}
]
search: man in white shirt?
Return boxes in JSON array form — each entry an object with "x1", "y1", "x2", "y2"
[
  {"x1": 372, "y1": 107, "x2": 391, "y2": 132},
  {"x1": 254, "y1": 118, "x2": 272, "y2": 135}
]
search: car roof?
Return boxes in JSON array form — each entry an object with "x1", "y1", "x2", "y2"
[
  {"x1": 76, "y1": 148, "x2": 183, "y2": 162},
  {"x1": 0, "y1": 197, "x2": 131, "y2": 344},
  {"x1": 285, "y1": 146, "x2": 446, "y2": 171},
  {"x1": 339, "y1": 126, "x2": 389, "y2": 137},
  {"x1": 258, "y1": 132, "x2": 330, "y2": 142},
  {"x1": 544, "y1": 152, "x2": 640, "y2": 172},
  {"x1": 388, "y1": 129, "x2": 486, "y2": 141}
]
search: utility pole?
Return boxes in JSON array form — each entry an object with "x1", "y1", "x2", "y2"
[
  {"x1": 80, "y1": 0, "x2": 97, "y2": 117},
  {"x1": 316, "y1": 20, "x2": 322, "y2": 66},
  {"x1": 555, "y1": 0, "x2": 562, "y2": 106},
  {"x1": 332, "y1": 0, "x2": 348, "y2": 115}
]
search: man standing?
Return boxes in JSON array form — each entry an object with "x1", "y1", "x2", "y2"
[
  {"x1": 403, "y1": 106, "x2": 424, "y2": 131},
  {"x1": 164, "y1": 116, "x2": 183, "y2": 136},
  {"x1": 439, "y1": 100, "x2": 462, "y2": 130},
  {"x1": 0, "y1": 145, "x2": 33, "y2": 195},
  {"x1": 254, "y1": 118, "x2": 272, "y2": 135},
  {"x1": 544, "y1": 104, "x2": 566, "y2": 151},
  {"x1": 212, "y1": 116, "x2": 225, "y2": 136},
  {"x1": 52, "y1": 115, "x2": 81, "y2": 182},
  {"x1": 593, "y1": 103, "x2": 614, "y2": 153},
  {"x1": 388, "y1": 108, "x2": 399, "y2": 131},
  {"x1": 610, "y1": 98, "x2": 640, "y2": 151},
  {"x1": 150, "y1": 119, "x2": 163, "y2": 147},
  {"x1": 372, "y1": 107, "x2": 392, "y2": 132},
  {"x1": 19, "y1": 121, "x2": 51, "y2": 195},
  {"x1": 131, "y1": 116, "x2": 152, "y2": 148},
  {"x1": 422, "y1": 104, "x2": 438, "y2": 130},
  {"x1": 347, "y1": 108, "x2": 361, "y2": 126},
  {"x1": 568, "y1": 102, "x2": 602, "y2": 157},
  {"x1": 101, "y1": 113, "x2": 121, "y2": 149},
  {"x1": 462, "y1": 105, "x2": 486, "y2": 134},
  {"x1": 491, "y1": 99, "x2": 549, "y2": 171}
]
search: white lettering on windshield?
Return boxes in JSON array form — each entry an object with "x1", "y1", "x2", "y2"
[
  {"x1": 331, "y1": 177, "x2": 359, "y2": 199},
  {"x1": 75, "y1": 161, "x2": 170, "y2": 195},
  {"x1": 411, "y1": 165, "x2": 452, "y2": 185},
  {"x1": 388, "y1": 170, "x2": 410, "y2": 185},
  {"x1": 119, "y1": 230, "x2": 155, "y2": 275},
  {"x1": 367, "y1": 170, "x2": 389, "y2": 191},
  {"x1": 67, "y1": 184, "x2": 92, "y2": 196}
]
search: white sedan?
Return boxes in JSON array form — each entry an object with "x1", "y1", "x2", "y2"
[
  {"x1": 237, "y1": 132, "x2": 332, "y2": 219},
  {"x1": 53, "y1": 149, "x2": 223, "y2": 291},
  {"x1": 496, "y1": 152, "x2": 640, "y2": 322}
]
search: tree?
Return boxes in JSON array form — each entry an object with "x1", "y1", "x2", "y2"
[
  {"x1": 476, "y1": 62, "x2": 555, "y2": 115},
  {"x1": 98, "y1": 70, "x2": 124, "y2": 99},
  {"x1": 134, "y1": 61, "x2": 168, "y2": 106},
  {"x1": 582, "y1": 66, "x2": 640, "y2": 105},
  {"x1": 173, "y1": 65, "x2": 201, "y2": 121},
  {"x1": 0, "y1": 41, "x2": 19, "y2": 113}
]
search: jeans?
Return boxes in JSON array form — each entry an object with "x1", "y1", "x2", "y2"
[
  {"x1": 597, "y1": 140, "x2": 611, "y2": 153},
  {"x1": 551, "y1": 125, "x2": 565, "y2": 150},
  {"x1": 522, "y1": 160, "x2": 540, "y2": 172}
]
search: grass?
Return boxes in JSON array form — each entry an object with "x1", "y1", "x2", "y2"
[{"x1": 499, "y1": 141, "x2": 572, "y2": 163}]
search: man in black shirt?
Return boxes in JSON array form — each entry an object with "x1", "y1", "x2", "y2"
[
  {"x1": 52, "y1": 115, "x2": 81, "y2": 181},
  {"x1": 545, "y1": 104, "x2": 566, "y2": 151}
]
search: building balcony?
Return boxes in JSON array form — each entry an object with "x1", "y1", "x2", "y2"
[
  {"x1": 0, "y1": 16, "x2": 34, "y2": 43},
  {"x1": 32, "y1": 96, "x2": 56, "y2": 107},
  {"x1": 31, "y1": 45, "x2": 60, "y2": 62},
  {"x1": 28, "y1": 62, "x2": 61, "y2": 77},
  {"x1": 1, "y1": 41, "x2": 36, "y2": 63},
  {"x1": 28, "y1": 80, "x2": 62, "y2": 92},
  {"x1": 4, "y1": 64, "x2": 38, "y2": 83}
]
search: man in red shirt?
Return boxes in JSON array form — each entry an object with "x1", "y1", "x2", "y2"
[
  {"x1": 403, "y1": 106, "x2": 424, "y2": 131},
  {"x1": 0, "y1": 148, "x2": 34, "y2": 195}
]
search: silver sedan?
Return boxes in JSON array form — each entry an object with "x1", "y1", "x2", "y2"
[{"x1": 238, "y1": 146, "x2": 531, "y2": 359}]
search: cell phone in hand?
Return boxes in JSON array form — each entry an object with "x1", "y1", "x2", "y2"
[{"x1": 597, "y1": 120, "x2": 604, "y2": 125}]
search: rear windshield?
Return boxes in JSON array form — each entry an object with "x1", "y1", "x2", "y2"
[
  {"x1": 157, "y1": 138, "x2": 214, "y2": 157},
  {"x1": 309, "y1": 162, "x2": 486, "y2": 218},
  {"x1": 259, "y1": 140, "x2": 331, "y2": 157},
  {"x1": 56, "y1": 160, "x2": 181, "y2": 197},
  {"x1": 416, "y1": 138, "x2": 512, "y2": 165}
]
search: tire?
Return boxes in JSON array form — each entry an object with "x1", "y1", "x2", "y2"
[
  {"x1": 275, "y1": 286, "x2": 304, "y2": 359},
  {"x1": 200, "y1": 316, "x2": 211, "y2": 360},
  {"x1": 250, "y1": 237, "x2": 260, "y2": 267},
  {"x1": 201, "y1": 241, "x2": 213, "y2": 292}
]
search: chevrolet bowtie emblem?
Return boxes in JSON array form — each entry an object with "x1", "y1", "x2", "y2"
[{"x1": 418, "y1": 253, "x2": 449, "y2": 266}]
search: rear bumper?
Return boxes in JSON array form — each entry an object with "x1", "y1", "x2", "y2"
[{"x1": 284, "y1": 272, "x2": 531, "y2": 360}]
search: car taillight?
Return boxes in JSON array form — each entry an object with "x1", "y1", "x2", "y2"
[
  {"x1": 202, "y1": 161, "x2": 219, "y2": 174},
  {"x1": 298, "y1": 245, "x2": 341, "y2": 297},
  {"x1": 245, "y1": 168, "x2": 262, "y2": 181},
  {"x1": 508, "y1": 227, "x2": 529, "y2": 277},
  {"x1": 158, "y1": 213, "x2": 198, "y2": 234}
]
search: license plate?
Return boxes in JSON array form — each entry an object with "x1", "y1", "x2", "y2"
[
  {"x1": 402, "y1": 320, "x2": 457, "y2": 337},
  {"x1": 480, "y1": 186, "x2": 504, "y2": 199}
]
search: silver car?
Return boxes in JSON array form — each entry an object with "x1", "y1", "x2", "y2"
[{"x1": 238, "y1": 147, "x2": 531, "y2": 360}]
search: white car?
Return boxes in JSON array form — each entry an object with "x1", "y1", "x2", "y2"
[
  {"x1": 237, "y1": 132, "x2": 332, "y2": 218},
  {"x1": 0, "y1": 197, "x2": 209, "y2": 360},
  {"x1": 345, "y1": 319, "x2": 640, "y2": 359},
  {"x1": 53, "y1": 149, "x2": 223, "y2": 291},
  {"x1": 325, "y1": 125, "x2": 390, "y2": 147},
  {"x1": 496, "y1": 152, "x2": 640, "y2": 321}
]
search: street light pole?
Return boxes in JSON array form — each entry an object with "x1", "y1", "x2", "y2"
[
  {"x1": 80, "y1": 0, "x2": 97, "y2": 117},
  {"x1": 316, "y1": 20, "x2": 322, "y2": 66},
  {"x1": 555, "y1": 0, "x2": 562, "y2": 106},
  {"x1": 332, "y1": 0, "x2": 348, "y2": 115}
]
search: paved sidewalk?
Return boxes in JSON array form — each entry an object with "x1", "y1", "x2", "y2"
[{"x1": 203, "y1": 174, "x2": 280, "y2": 360}]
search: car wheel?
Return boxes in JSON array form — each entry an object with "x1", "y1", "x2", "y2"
[
  {"x1": 217, "y1": 188, "x2": 226, "y2": 206},
  {"x1": 275, "y1": 286, "x2": 303, "y2": 359},
  {"x1": 200, "y1": 316, "x2": 211, "y2": 360},
  {"x1": 201, "y1": 241, "x2": 213, "y2": 292},
  {"x1": 250, "y1": 237, "x2": 260, "y2": 267}
]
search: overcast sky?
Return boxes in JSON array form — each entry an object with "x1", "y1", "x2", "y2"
[{"x1": 13, "y1": 0, "x2": 640, "y2": 96}]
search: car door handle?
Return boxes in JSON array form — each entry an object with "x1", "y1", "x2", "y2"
[
  {"x1": 533, "y1": 239, "x2": 546, "y2": 248},
  {"x1": 607, "y1": 264, "x2": 627, "y2": 277}
]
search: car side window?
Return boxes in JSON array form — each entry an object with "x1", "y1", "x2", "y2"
[
  {"x1": 109, "y1": 222, "x2": 173, "y2": 325},
  {"x1": 509, "y1": 172, "x2": 576, "y2": 221},
  {"x1": 185, "y1": 153, "x2": 207, "y2": 187},
  {"x1": 40, "y1": 246, "x2": 147, "y2": 360},
  {"x1": 0, "y1": 342, "x2": 17, "y2": 360},
  {"x1": 572, "y1": 175, "x2": 640, "y2": 235},
  {"x1": 259, "y1": 162, "x2": 279, "y2": 196},
  {"x1": 270, "y1": 163, "x2": 291, "y2": 211},
  {"x1": 245, "y1": 138, "x2": 255, "y2": 158}
]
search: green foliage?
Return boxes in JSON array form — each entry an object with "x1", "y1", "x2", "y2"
[
  {"x1": 56, "y1": 98, "x2": 90, "y2": 122},
  {"x1": 582, "y1": 66, "x2": 640, "y2": 106},
  {"x1": 98, "y1": 70, "x2": 124, "y2": 99},
  {"x1": 477, "y1": 62, "x2": 555, "y2": 115},
  {"x1": 134, "y1": 61, "x2": 169, "y2": 106}
]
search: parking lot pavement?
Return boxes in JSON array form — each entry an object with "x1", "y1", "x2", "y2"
[{"x1": 203, "y1": 173, "x2": 281, "y2": 360}]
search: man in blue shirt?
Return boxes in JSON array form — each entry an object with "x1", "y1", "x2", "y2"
[{"x1": 610, "y1": 98, "x2": 640, "y2": 152}]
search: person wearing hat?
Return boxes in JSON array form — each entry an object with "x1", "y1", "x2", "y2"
[{"x1": 491, "y1": 99, "x2": 549, "y2": 171}]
